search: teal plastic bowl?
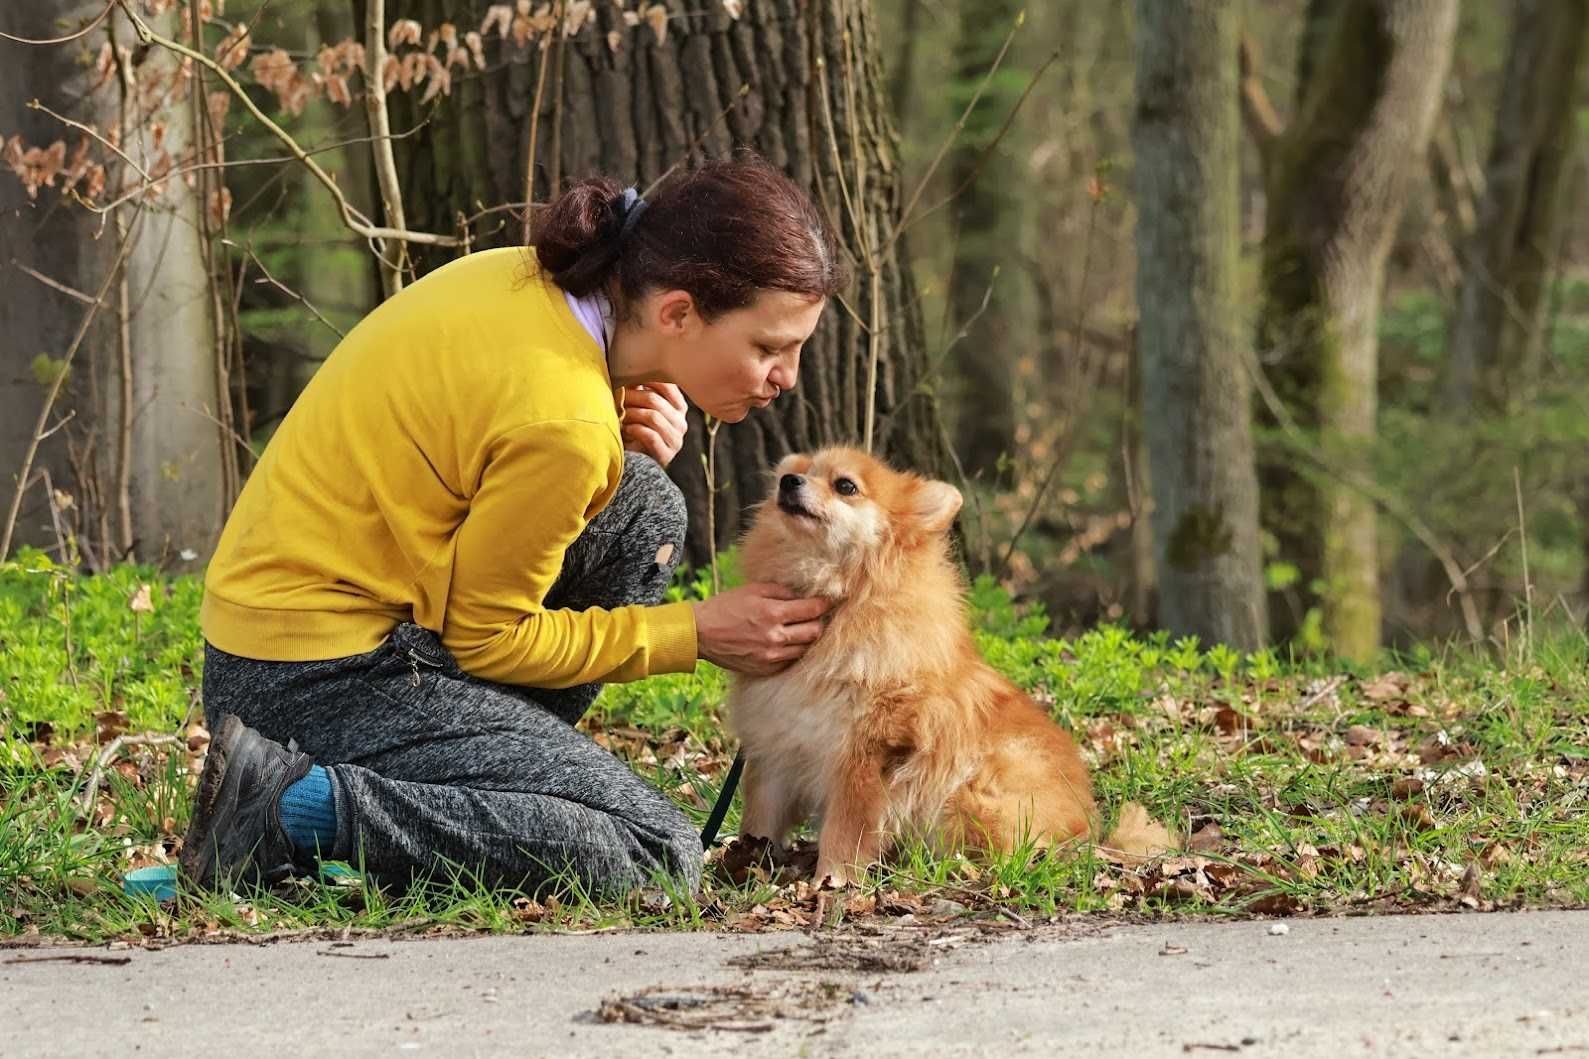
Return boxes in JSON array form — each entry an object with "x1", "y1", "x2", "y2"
[{"x1": 122, "y1": 863, "x2": 360, "y2": 899}]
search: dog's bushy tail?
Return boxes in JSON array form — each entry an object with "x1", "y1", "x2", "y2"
[{"x1": 1097, "y1": 801, "x2": 1177, "y2": 865}]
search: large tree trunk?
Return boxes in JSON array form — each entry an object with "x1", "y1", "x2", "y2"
[
  {"x1": 943, "y1": 0, "x2": 1025, "y2": 483},
  {"x1": 1444, "y1": 0, "x2": 1589, "y2": 413},
  {"x1": 1132, "y1": 0, "x2": 1266, "y2": 650},
  {"x1": 386, "y1": 0, "x2": 949, "y2": 562},
  {"x1": 1254, "y1": 0, "x2": 1457, "y2": 661},
  {"x1": 0, "y1": 2, "x2": 225, "y2": 570}
]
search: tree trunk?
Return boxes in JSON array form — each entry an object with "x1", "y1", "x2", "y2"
[
  {"x1": 1444, "y1": 0, "x2": 1589, "y2": 413},
  {"x1": 388, "y1": 0, "x2": 949, "y2": 561},
  {"x1": 0, "y1": 2, "x2": 225, "y2": 570},
  {"x1": 1255, "y1": 0, "x2": 1457, "y2": 661},
  {"x1": 944, "y1": 0, "x2": 1025, "y2": 482},
  {"x1": 0, "y1": 1, "x2": 115, "y2": 561},
  {"x1": 1132, "y1": 0, "x2": 1267, "y2": 650}
]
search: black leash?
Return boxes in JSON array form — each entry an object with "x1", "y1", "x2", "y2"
[{"x1": 699, "y1": 750, "x2": 744, "y2": 849}]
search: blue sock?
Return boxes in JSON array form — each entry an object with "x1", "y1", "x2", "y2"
[{"x1": 279, "y1": 765, "x2": 337, "y2": 858}]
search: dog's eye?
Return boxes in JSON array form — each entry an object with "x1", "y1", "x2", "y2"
[{"x1": 834, "y1": 477, "x2": 858, "y2": 497}]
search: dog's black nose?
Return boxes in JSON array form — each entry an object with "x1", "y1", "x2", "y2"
[{"x1": 779, "y1": 473, "x2": 803, "y2": 494}]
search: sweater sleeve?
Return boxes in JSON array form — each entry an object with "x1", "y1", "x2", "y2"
[{"x1": 440, "y1": 419, "x2": 698, "y2": 688}]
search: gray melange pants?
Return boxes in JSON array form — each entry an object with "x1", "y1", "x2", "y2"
[{"x1": 200, "y1": 453, "x2": 704, "y2": 899}]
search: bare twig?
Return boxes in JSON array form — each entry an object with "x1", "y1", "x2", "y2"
[
  {"x1": 1514, "y1": 466, "x2": 1532, "y2": 654},
  {"x1": 893, "y1": 46, "x2": 1061, "y2": 246},
  {"x1": 77, "y1": 733, "x2": 184, "y2": 817},
  {"x1": 0, "y1": 2, "x2": 114, "y2": 45},
  {"x1": 24, "y1": 99, "x2": 150, "y2": 181},
  {"x1": 893, "y1": 12, "x2": 1024, "y2": 247},
  {"x1": 548, "y1": 1, "x2": 569, "y2": 199},
  {"x1": 1241, "y1": 345, "x2": 1485, "y2": 642},
  {"x1": 2, "y1": 206, "x2": 145, "y2": 562},
  {"x1": 525, "y1": 24, "x2": 553, "y2": 211},
  {"x1": 117, "y1": 1, "x2": 462, "y2": 249},
  {"x1": 814, "y1": 22, "x2": 886, "y2": 451},
  {"x1": 365, "y1": 0, "x2": 409, "y2": 296},
  {"x1": 188, "y1": 0, "x2": 242, "y2": 517},
  {"x1": 704, "y1": 417, "x2": 723, "y2": 594},
  {"x1": 39, "y1": 469, "x2": 71, "y2": 565},
  {"x1": 221, "y1": 239, "x2": 347, "y2": 339},
  {"x1": 995, "y1": 193, "x2": 1107, "y2": 580},
  {"x1": 641, "y1": 84, "x2": 752, "y2": 201},
  {"x1": 1237, "y1": 33, "x2": 1284, "y2": 173},
  {"x1": 13, "y1": 263, "x2": 96, "y2": 306}
]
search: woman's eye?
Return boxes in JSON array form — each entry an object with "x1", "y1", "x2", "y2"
[{"x1": 835, "y1": 478, "x2": 858, "y2": 496}]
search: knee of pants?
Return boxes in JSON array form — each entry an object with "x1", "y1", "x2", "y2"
[
  {"x1": 621, "y1": 452, "x2": 688, "y2": 552},
  {"x1": 633, "y1": 811, "x2": 704, "y2": 893}
]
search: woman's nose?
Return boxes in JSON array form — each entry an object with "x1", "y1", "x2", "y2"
[{"x1": 769, "y1": 353, "x2": 799, "y2": 392}]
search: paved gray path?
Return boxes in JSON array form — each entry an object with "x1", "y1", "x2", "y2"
[{"x1": 3, "y1": 910, "x2": 1585, "y2": 1057}]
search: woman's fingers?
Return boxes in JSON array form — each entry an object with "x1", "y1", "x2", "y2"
[
  {"x1": 778, "y1": 618, "x2": 826, "y2": 646},
  {"x1": 622, "y1": 424, "x2": 671, "y2": 466}
]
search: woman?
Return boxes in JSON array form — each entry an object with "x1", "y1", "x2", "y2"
[{"x1": 182, "y1": 154, "x2": 846, "y2": 898}]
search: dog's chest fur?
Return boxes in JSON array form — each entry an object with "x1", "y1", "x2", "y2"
[{"x1": 729, "y1": 645, "x2": 874, "y2": 806}]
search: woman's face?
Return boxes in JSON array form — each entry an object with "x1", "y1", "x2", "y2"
[{"x1": 656, "y1": 289, "x2": 826, "y2": 422}]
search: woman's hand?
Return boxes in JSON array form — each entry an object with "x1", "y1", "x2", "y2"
[
  {"x1": 621, "y1": 383, "x2": 690, "y2": 468},
  {"x1": 692, "y1": 582, "x2": 834, "y2": 676}
]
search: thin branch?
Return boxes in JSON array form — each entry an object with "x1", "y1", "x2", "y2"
[
  {"x1": 181, "y1": 400, "x2": 261, "y2": 462},
  {"x1": 25, "y1": 99, "x2": 149, "y2": 181},
  {"x1": 525, "y1": 29, "x2": 553, "y2": 211},
  {"x1": 84, "y1": 120, "x2": 435, "y2": 219},
  {"x1": 365, "y1": 0, "x2": 409, "y2": 296},
  {"x1": 1241, "y1": 344, "x2": 1485, "y2": 642},
  {"x1": 117, "y1": 1, "x2": 463, "y2": 249},
  {"x1": 892, "y1": 10, "x2": 1023, "y2": 245},
  {"x1": 995, "y1": 194, "x2": 1107, "y2": 581},
  {"x1": 640, "y1": 84, "x2": 751, "y2": 200},
  {"x1": 892, "y1": 46, "x2": 1061, "y2": 248},
  {"x1": 1237, "y1": 33, "x2": 1284, "y2": 172},
  {"x1": 548, "y1": 0, "x2": 569, "y2": 199},
  {"x1": 14, "y1": 262, "x2": 96, "y2": 306},
  {"x1": 2, "y1": 206, "x2": 145, "y2": 563},
  {"x1": 223, "y1": 238, "x2": 346, "y2": 339},
  {"x1": 77, "y1": 734, "x2": 183, "y2": 817},
  {"x1": 460, "y1": 199, "x2": 536, "y2": 229},
  {"x1": 0, "y1": 2, "x2": 113, "y2": 44},
  {"x1": 814, "y1": 56, "x2": 867, "y2": 271}
]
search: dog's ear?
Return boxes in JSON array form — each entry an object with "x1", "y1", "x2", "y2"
[{"x1": 912, "y1": 479, "x2": 962, "y2": 534}]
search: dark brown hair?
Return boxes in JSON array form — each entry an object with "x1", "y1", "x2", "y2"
[{"x1": 530, "y1": 151, "x2": 849, "y2": 320}]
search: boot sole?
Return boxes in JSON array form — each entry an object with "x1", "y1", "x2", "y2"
[{"x1": 178, "y1": 713, "x2": 244, "y2": 889}]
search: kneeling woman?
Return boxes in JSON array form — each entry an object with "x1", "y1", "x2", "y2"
[{"x1": 183, "y1": 154, "x2": 844, "y2": 897}]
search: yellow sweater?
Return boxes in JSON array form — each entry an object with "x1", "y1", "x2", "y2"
[{"x1": 201, "y1": 247, "x2": 698, "y2": 688}]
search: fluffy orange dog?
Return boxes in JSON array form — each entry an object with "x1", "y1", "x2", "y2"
[{"x1": 729, "y1": 446, "x2": 1131, "y2": 887}]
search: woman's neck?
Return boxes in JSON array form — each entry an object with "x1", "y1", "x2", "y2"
[{"x1": 606, "y1": 315, "x2": 670, "y2": 387}]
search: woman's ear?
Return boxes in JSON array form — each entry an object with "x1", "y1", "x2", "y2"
[
  {"x1": 654, "y1": 289, "x2": 697, "y2": 336},
  {"x1": 912, "y1": 479, "x2": 962, "y2": 535}
]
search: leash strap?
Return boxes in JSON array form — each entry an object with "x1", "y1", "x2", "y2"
[{"x1": 699, "y1": 750, "x2": 744, "y2": 849}]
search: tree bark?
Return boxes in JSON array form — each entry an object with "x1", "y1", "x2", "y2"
[
  {"x1": 1132, "y1": 0, "x2": 1267, "y2": 650},
  {"x1": 388, "y1": 0, "x2": 949, "y2": 560},
  {"x1": 1255, "y1": 0, "x2": 1457, "y2": 660},
  {"x1": 1444, "y1": 0, "x2": 1589, "y2": 413}
]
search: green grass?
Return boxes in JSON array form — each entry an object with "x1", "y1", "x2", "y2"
[{"x1": 3, "y1": 547, "x2": 1587, "y2": 944}]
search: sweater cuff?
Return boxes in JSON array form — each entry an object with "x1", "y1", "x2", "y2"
[{"x1": 645, "y1": 600, "x2": 698, "y2": 676}]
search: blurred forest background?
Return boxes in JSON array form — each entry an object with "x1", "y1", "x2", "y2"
[{"x1": 3, "y1": 0, "x2": 1587, "y2": 662}]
